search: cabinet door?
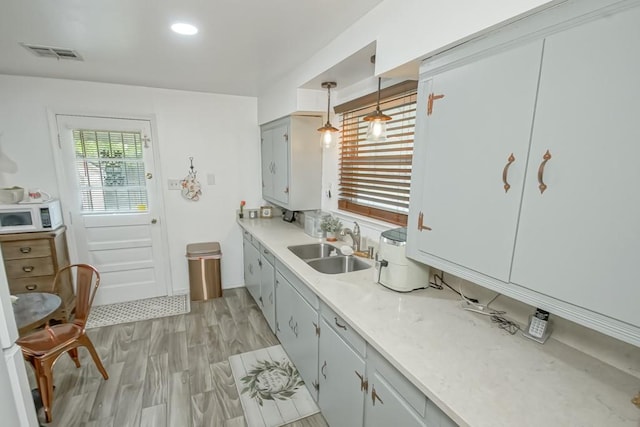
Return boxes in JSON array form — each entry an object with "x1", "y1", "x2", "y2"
[
  {"x1": 318, "y1": 318, "x2": 365, "y2": 427},
  {"x1": 364, "y1": 358, "x2": 426, "y2": 427},
  {"x1": 412, "y1": 41, "x2": 543, "y2": 281},
  {"x1": 271, "y1": 123, "x2": 290, "y2": 205},
  {"x1": 243, "y1": 239, "x2": 261, "y2": 304},
  {"x1": 289, "y1": 287, "x2": 319, "y2": 400},
  {"x1": 260, "y1": 256, "x2": 276, "y2": 333},
  {"x1": 275, "y1": 271, "x2": 294, "y2": 349},
  {"x1": 511, "y1": 7, "x2": 640, "y2": 326},
  {"x1": 261, "y1": 128, "x2": 274, "y2": 199}
]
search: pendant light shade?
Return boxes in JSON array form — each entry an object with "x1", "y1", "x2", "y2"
[
  {"x1": 363, "y1": 77, "x2": 391, "y2": 142},
  {"x1": 318, "y1": 82, "x2": 338, "y2": 148}
]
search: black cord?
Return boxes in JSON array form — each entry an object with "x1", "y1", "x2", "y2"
[{"x1": 429, "y1": 270, "x2": 479, "y2": 303}]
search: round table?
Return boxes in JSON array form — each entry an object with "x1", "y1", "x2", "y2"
[{"x1": 12, "y1": 292, "x2": 62, "y2": 336}]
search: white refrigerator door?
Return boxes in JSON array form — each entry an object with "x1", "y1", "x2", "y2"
[
  {"x1": 0, "y1": 250, "x2": 18, "y2": 349},
  {"x1": 0, "y1": 249, "x2": 38, "y2": 426},
  {"x1": 0, "y1": 349, "x2": 21, "y2": 426},
  {"x1": 4, "y1": 345, "x2": 38, "y2": 426}
]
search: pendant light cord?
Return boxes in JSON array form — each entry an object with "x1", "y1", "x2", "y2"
[
  {"x1": 376, "y1": 77, "x2": 382, "y2": 112},
  {"x1": 326, "y1": 85, "x2": 331, "y2": 125}
]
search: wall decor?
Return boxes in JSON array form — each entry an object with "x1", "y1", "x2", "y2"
[{"x1": 181, "y1": 157, "x2": 202, "y2": 201}]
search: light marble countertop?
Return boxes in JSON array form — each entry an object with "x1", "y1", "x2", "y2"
[{"x1": 238, "y1": 218, "x2": 640, "y2": 427}]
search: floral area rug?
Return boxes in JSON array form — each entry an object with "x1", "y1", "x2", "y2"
[{"x1": 229, "y1": 345, "x2": 320, "y2": 427}]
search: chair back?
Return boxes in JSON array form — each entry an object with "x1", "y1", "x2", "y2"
[{"x1": 56, "y1": 264, "x2": 101, "y2": 327}]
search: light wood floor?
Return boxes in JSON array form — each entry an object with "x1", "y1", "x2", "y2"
[{"x1": 32, "y1": 288, "x2": 328, "y2": 427}]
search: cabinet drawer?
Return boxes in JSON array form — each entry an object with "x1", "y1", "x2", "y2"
[
  {"x1": 276, "y1": 260, "x2": 318, "y2": 309},
  {"x1": 260, "y1": 245, "x2": 275, "y2": 265},
  {"x1": 320, "y1": 302, "x2": 366, "y2": 357},
  {"x1": 1, "y1": 240, "x2": 51, "y2": 260},
  {"x1": 5, "y1": 257, "x2": 55, "y2": 278},
  {"x1": 9, "y1": 275, "x2": 56, "y2": 293}
]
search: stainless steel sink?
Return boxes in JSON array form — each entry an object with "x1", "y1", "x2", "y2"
[
  {"x1": 306, "y1": 255, "x2": 371, "y2": 274},
  {"x1": 288, "y1": 243, "x2": 341, "y2": 260}
]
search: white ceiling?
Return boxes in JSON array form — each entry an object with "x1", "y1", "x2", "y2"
[{"x1": 0, "y1": 0, "x2": 384, "y2": 97}]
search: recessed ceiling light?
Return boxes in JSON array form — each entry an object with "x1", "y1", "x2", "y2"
[{"x1": 171, "y1": 23, "x2": 198, "y2": 35}]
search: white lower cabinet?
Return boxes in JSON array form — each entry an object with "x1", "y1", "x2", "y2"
[
  {"x1": 259, "y1": 247, "x2": 276, "y2": 332},
  {"x1": 241, "y1": 227, "x2": 456, "y2": 426},
  {"x1": 242, "y1": 233, "x2": 260, "y2": 303},
  {"x1": 275, "y1": 263, "x2": 319, "y2": 401},
  {"x1": 318, "y1": 313, "x2": 365, "y2": 427}
]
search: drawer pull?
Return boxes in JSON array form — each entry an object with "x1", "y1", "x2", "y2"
[
  {"x1": 293, "y1": 322, "x2": 298, "y2": 337},
  {"x1": 537, "y1": 149, "x2": 552, "y2": 194},
  {"x1": 321, "y1": 361, "x2": 327, "y2": 379},
  {"x1": 502, "y1": 153, "x2": 515, "y2": 193},
  {"x1": 26, "y1": 284, "x2": 37, "y2": 291},
  {"x1": 334, "y1": 317, "x2": 347, "y2": 330},
  {"x1": 22, "y1": 266, "x2": 34, "y2": 273},
  {"x1": 20, "y1": 247, "x2": 32, "y2": 254}
]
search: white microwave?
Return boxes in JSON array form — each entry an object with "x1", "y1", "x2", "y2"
[{"x1": 0, "y1": 199, "x2": 63, "y2": 234}]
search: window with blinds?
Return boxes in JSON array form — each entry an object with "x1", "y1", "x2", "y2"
[
  {"x1": 73, "y1": 129, "x2": 149, "y2": 213},
  {"x1": 338, "y1": 82, "x2": 418, "y2": 225}
]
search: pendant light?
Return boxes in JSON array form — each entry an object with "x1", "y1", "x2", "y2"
[
  {"x1": 363, "y1": 77, "x2": 391, "y2": 142},
  {"x1": 318, "y1": 82, "x2": 338, "y2": 149}
]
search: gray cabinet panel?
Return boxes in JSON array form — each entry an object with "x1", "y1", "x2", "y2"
[{"x1": 318, "y1": 317, "x2": 365, "y2": 427}]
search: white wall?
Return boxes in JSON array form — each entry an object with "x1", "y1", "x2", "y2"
[
  {"x1": 0, "y1": 75, "x2": 260, "y2": 295},
  {"x1": 258, "y1": 0, "x2": 554, "y2": 124}
]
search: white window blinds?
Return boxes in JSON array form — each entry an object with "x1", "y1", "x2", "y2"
[
  {"x1": 73, "y1": 130, "x2": 149, "y2": 213},
  {"x1": 337, "y1": 81, "x2": 418, "y2": 225}
]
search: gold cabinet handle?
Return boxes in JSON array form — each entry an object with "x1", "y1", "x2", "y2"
[
  {"x1": 502, "y1": 153, "x2": 515, "y2": 193},
  {"x1": 417, "y1": 212, "x2": 432, "y2": 232},
  {"x1": 20, "y1": 247, "x2": 32, "y2": 254},
  {"x1": 321, "y1": 361, "x2": 327, "y2": 379},
  {"x1": 538, "y1": 150, "x2": 552, "y2": 194},
  {"x1": 371, "y1": 385, "x2": 384, "y2": 406},
  {"x1": 355, "y1": 370, "x2": 368, "y2": 392},
  {"x1": 632, "y1": 392, "x2": 640, "y2": 408},
  {"x1": 334, "y1": 317, "x2": 347, "y2": 330},
  {"x1": 22, "y1": 266, "x2": 34, "y2": 273}
]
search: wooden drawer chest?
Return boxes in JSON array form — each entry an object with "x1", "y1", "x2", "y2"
[{"x1": 0, "y1": 226, "x2": 75, "y2": 320}]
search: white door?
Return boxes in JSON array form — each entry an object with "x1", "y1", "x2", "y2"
[{"x1": 55, "y1": 115, "x2": 169, "y2": 305}]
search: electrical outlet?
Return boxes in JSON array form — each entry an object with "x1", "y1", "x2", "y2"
[{"x1": 168, "y1": 179, "x2": 182, "y2": 190}]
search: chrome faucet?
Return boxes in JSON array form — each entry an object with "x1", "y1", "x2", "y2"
[{"x1": 340, "y1": 221, "x2": 361, "y2": 252}]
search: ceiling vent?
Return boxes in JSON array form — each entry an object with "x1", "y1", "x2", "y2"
[{"x1": 20, "y1": 43, "x2": 83, "y2": 61}]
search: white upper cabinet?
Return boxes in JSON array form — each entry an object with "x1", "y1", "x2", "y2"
[
  {"x1": 511, "y1": 6, "x2": 640, "y2": 327},
  {"x1": 407, "y1": 2, "x2": 640, "y2": 345},
  {"x1": 260, "y1": 116, "x2": 322, "y2": 211},
  {"x1": 411, "y1": 41, "x2": 543, "y2": 282}
]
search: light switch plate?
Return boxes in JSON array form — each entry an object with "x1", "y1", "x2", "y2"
[
  {"x1": 168, "y1": 179, "x2": 182, "y2": 190},
  {"x1": 207, "y1": 173, "x2": 215, "y2": 185}
]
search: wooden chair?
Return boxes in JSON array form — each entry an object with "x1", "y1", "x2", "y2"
[{"x1": 16, "y1": 264, "x2": 109, "y2": 423}]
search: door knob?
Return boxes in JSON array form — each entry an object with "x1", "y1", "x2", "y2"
[
  {"x1": 146, "y1": 172, "x2": 153, "y2": 179},
  {"x1": 151, "y1": 218, "x2": 158, "y2": 224}
]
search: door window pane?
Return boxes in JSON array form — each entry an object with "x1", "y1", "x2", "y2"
[{"x1": 73, "y1": 130, "x2": 148, "y2": 213}]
